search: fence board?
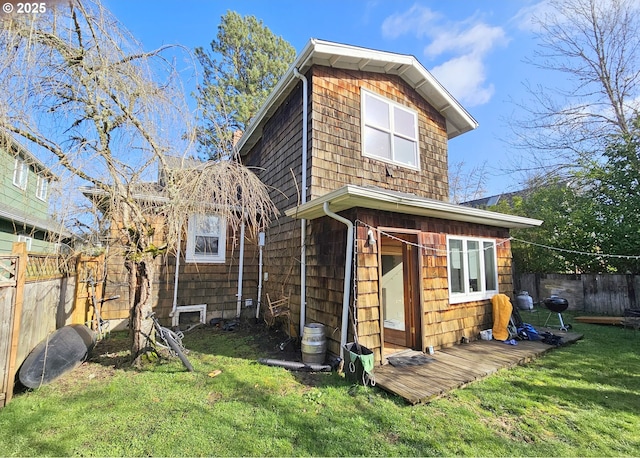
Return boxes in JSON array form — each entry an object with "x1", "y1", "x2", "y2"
[
  {"x1": 1, "y1": 244, "x2": 80, "y2": 408},
  {"x1": 0, "y1": 267, "x2": 16, "y2": 407},
  {"x1": 516, "y1": 273, "x2": 640, "y2": 315},
  {"x1": 4, "y1": 245, "x2": 26, "y2": 407}
]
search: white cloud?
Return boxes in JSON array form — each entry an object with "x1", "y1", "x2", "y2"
[
  {"x1": 511, "y1": 0, "x2": 640, "y2": 33},
  {"x1": 424, "y1": 22, "x2": 507, "y2": 58},
  {"x1": 381, "y1": 4, "x2": 508, "y2": 107},
  {"x1": 431, "y1": 55, "x2": 495, "y2": 107},
  {"x1": 381, "y1": 4, "x2": 441, "y2": 39},
  {"x1": 511, "y1": 1, "x2": 552, "y2": 32}
]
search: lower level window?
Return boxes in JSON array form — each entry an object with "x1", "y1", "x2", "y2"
[
  {"x1": 186, "y1": 214, "x2": 226, "y2": 263},
  {"x1": 448, "y1": 236, "x2": 498, "y2": 303},
  {"x1": 17, "y1": 234, "x2": 32, "y2": 251}
]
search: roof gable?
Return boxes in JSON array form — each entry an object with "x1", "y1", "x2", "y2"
[
  {"x1": 238, "y1": 39, "x2": 478, "y2": 155},
  {"x1": 1, "y1": 131, "x2": 57, "y2": 179}
]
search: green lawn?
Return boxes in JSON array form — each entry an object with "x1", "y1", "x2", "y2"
[{"x1": 1, "y1": 317, "x2": 639, "y2": 456}]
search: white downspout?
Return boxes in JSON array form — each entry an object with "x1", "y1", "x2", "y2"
[
  {"x1": 293, "y1": 67, "x2": 308, "y2": 337},
  {"x1": 236, "y1": 221, "x2": 246, "y2": 318},
  {"x1": 255, "y1": 232, "x2": 265, "y2": 320},
  {"x1": 171, "y1": 231, "x2": 181, "y2": 318},
  {"x1": 322, "y1": 202, "x2": 353, "y2": 361}
]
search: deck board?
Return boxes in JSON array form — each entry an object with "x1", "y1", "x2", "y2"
[{"x1": 373, "y1": 329, "x2": 582, "y2": 404}]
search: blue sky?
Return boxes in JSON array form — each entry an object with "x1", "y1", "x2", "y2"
[{"x1": 103, "y1": 0, "x2": 553, "y2": 196}]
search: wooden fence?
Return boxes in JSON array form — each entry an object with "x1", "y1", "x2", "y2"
[
  {"x1": 0, "y1": 252, "x2": 21, "y2": 408},
  {"x1": 516, "y1": 273, "x2": 640, "y2": 315},
  {"x1": 0, "y1": 244, "x2": 101, "y2": 408}
]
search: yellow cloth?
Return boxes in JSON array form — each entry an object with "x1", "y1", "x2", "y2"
[{"x1": 491, "y1": 294, "x2": 513, "y2": 341}]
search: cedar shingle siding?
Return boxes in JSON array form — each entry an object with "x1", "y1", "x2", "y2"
[
  {"x1": 244, "y1": 65, "x2": 516, "y2": 363},
  {"x1": 103, "y1": 226, "x2": 261, "y2": 325},
  {"x1": 351, "y1": 209, "x2": 512, "y2": 361},
  {"x1": 310, "y1": 67, "x2": 449, "y2": 200},
  {"x1": 244, "y1": 81, "x2": 306, "y2": 326}
]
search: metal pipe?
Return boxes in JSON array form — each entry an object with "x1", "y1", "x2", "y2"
[
  {"x1": 256, "y1": 232, "x2": 265, "y2": 320},
  {"x1": 321, "y1": 202, "x2": 353, "y2": 361},
  {"x1": 293, "y1": 67, "x2": 308, "y2": 337},
  {"x1": 170, "y1": 231, "x2": 181, "y2": 320},
  {"x1": 236, "y1": 221, "x2": 246, "y2": 318},
  {"x1": 257, "y1": 358, "x2": 333, "y2": 372}
]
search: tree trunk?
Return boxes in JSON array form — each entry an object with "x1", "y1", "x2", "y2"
[{"x1": 128, "y1": 257, "x2": 155, "y2": 367}]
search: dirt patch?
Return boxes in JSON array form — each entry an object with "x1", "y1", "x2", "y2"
[
  {"x1": 47, "y1": 320, "x2": 336, "y2": 392},
  {"x1": 190, "y1": 319, "x2": 342, "y2": 388}
]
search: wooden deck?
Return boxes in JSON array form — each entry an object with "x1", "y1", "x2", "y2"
[{"x1": 373, "y1": 329, "x2": 583, "y2": 405}]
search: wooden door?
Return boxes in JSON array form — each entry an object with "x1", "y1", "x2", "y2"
[{"x1": 380, "y1": 234, "x2": 420, "y2": 350}]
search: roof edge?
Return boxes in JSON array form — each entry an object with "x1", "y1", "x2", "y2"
[
  {"x1": 284, "y1": 185, "x2": 543, "y2": 229},
  {"x1": 237, "y1": 38, "x2": 478, "y2": 154}
]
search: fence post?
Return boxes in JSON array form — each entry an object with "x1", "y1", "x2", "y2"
[
  {"x1": 72, "y1": 254, "x2": 105, "y2": 326},
  {"x1": 5, "y1": 243, "x2": 27, "y2": 405}
]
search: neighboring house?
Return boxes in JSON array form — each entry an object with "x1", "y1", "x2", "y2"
[
  {"x1": 462, "y1": 190, "x2": 530, "y2": 209},
  {"x1": 236, "y1": 39, "x2": 542, "y2": 364},
  {"x1": 0, "y1": 132, "x2": 70, "y2": 254}
]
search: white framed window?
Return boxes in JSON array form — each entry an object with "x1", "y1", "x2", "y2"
[
  {"x1": 185, "y1": 214, "x2": 226, "y2": 263},
  {"x1": 36, "y1": 175, "x2": 49, "y2": 201},
  {"x1": 361, "y1": 88, "x2": 419, "y2": 169},
  {"x1": 447, "y1": 236, "x2": 498, "y2": 304},
  {"x1": 17, "y1": 234, "x2": 32, "y2": 251},
  {"x1": 13, "y1": 158, "x2": 28, "y2": 190}
]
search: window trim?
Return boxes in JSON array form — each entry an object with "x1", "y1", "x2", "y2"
[
  {"x1": 447, "y1": 235, "x2": 499, "y2": 304},
  {"x1": 36, "y1": 175, "x2": 49, "y2": 201},
  {"x1": 17, "y1": 234, "x2": 32, "y2": 251},
  {"x1": 361, "y1": 88, "x2": 420, "y2": 170},
  {"x1": 13, "y1": 157, "x2": 28, "y2": 190},
  {"x1": 185, "y1": 213, "x2": 226, "y2": 264}
]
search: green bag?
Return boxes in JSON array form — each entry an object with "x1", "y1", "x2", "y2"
[{"x1": 344, "y1": 343, "x2": 375, "y2": 386}]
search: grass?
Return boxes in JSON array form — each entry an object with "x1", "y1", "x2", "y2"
[{"x1": 1, "y1": 315, "x2": 639, "y2": 456}]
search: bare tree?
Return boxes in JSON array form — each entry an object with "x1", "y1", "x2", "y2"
[
  {"x1": 510, "y1": 0, "x2": 640, "y2": 178},
  {"x1": 449, "y1": 160, "x2": 488, "y2": 204},
  {"x1": 0, "y1": 1, "x2": 276, "y2": 365}
]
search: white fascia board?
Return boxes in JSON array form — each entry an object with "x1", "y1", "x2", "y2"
[
  {"x1": 284, "y1": 185, "x2": 543, "y2": 229},
  {"x1": 237, "y1": 39, "x2": 478, "y2": 154},
  {"x1": 0, "y1": 204, "x2": 71, "y2": 236},
  {"x1": 80, "y1": 186, "x2": 169, "y2": 205},
  {"x1": 308, "y1": 40, "x2": 478, "y2": 138}
]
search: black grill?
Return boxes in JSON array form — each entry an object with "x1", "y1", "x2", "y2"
[
  {"x1": 543, "y1": 296, "x2": 569, "y2": 313},
  {"x1": 543, "y1": 296, "x2": 571, "y2": 331}
]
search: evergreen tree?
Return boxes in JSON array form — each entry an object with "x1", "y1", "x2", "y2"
[{"x1": 194, "y1": 11, "x2": 296, "y2": 159}]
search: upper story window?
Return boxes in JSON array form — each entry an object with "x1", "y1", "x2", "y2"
[
  {"x1": 361, "y1": 89, "x2": 419, "y2": 169},
  {"x1": 36, "y1": 175, "x2": 49, "y2": 201},
  {"x1": 186, "y1": 214, "x2": 226, "y2": 263},
  {"x1": 13, "y1": 158, "x2": 28, "y2": 190},
  {"x1": 447, "y1": 236, "x2": 498, "y2": 304}
]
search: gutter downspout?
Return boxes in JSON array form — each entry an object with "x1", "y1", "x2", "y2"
[
  {"x1": 236, "y1": 221, "x2": 246, "y2": 318},
  {"x1": 322, "y1": 202, "x2": 353, "y2": 361},
  {"x1": 293, "y1": 67, "x2": 308, "y2": 337},
  {"x1": 255, "y1": 232, "x2": 265, "y2": 320},
  {"x1": 171, "y1": 231, "x2": 181, "y2": 319}
]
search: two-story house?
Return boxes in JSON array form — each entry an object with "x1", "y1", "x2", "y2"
[
  {"x1": 91, "y1": 39, "x2": 542, "y2": 366},
  {"x1": 0, "y1": 132, "x2": 70, "y2": 254},
  {"x1": 237, "y1": 39, "x2": 542, "y2": 364}
]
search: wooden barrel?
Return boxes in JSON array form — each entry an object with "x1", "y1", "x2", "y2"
[{"x1": 301, "y1": 323, "x2": 327, "y2": 364}]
